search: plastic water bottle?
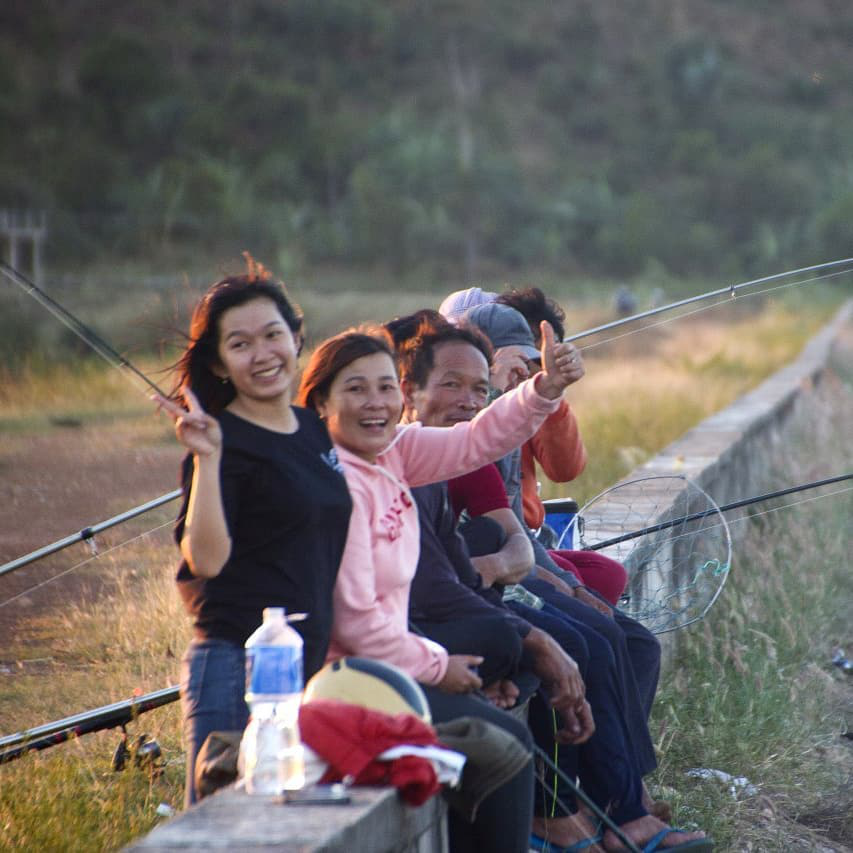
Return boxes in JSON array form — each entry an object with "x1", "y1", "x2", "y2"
[{"x1": 243, "y1": 607, "x2": 305, "y2": 794}]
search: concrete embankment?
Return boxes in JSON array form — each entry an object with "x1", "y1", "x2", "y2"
[{"x1": 583, "y1": 299, "x2": 852, "y2": 662}]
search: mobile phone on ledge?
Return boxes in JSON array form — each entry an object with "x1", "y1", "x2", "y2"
[{"x1": 277, "y1": 784, "x2": 351, "y2": 805}]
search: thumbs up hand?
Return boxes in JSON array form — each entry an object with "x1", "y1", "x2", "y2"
[{"x1": 535, "y1": 321, "x2": 585, "y2": 399}]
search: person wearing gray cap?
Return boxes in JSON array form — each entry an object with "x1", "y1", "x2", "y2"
[
  {"x1": 462, "y1": 302, "x2": 547, "y2": 395},
  {"x1": 437, "y1": 286, "x2": 498, "y2": 324},
  {"x1": 461, "y1": 301, "x2": 664, "y2": 800},
  {"x1": 463, "y1": 301, "x2": 621, "y2": 604},
  {"x1": 496, "y1": 287, "x2": 629, "y2": 607}
]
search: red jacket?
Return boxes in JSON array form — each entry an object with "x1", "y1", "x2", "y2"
[
  {"x1": 521, "y1": 399, "x2": 586, "y2": 529},
  {"x1": 299, "y1": 699, "x2": 442, "y2": 805}
]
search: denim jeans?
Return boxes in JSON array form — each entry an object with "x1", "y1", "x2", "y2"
[{"x1": 180, "y1": 638, "x2": 249, "y2": 806}]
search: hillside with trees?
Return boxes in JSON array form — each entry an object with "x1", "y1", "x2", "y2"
[{"x1": 2, "y1": 0, "x2": 853, "y2": 280}]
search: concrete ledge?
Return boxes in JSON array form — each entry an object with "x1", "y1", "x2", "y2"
[
  {"x1": 580, "y1": 299, "x2": 852, "y2": 648},
  {"x1": 125, "y1": 785, "x2": 447, "y2": 852}
]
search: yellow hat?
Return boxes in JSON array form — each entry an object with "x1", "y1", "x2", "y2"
[{"x1": 303, "y1": 657, "x2": 431, "y2": 723}]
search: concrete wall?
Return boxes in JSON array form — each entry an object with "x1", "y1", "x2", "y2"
[
  {"x1": 580, "y1": 300, "x2": 852, "y2": 656},
  {"x1": 126, "y1": 785, "x2": 447, "y2": 852}
]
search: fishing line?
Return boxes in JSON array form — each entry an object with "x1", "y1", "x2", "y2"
[
  {"x1": 566, "y1": 256, "x2": 853, "y2": 345},
  {"x1": 584, "y1": 473, "x2": 853, "y2": 552},
  {"x1": 574, "y1": 266, "x2": 852, "y2": 353},
  {"x1": 531, "y1": 743, "x2": 643, "y2": 853},
  {"x1": 0, "y1": 518, "x2": 175, "y2": 611},
  {"x1": 643, "y1": 483, "x2": 853, "y2": 551},
  {"x1": 0, "y1": 260, "x2": 168, "y2": 397}
]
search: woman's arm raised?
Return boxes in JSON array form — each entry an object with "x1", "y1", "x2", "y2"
[
  {"x1": 398, "y1": 322, "x2": 580, "y2": 487},
  {"x1": 154, "y1": 389, "x2": 231, "y2": 578}
]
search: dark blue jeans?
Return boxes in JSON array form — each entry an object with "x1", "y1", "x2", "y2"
[
  {"x1": 523, "y1": 578, "x2": 660, "y2": 777},
  {"x1": 511, "y1": 602, "x2": 646, "y2": 826},
  {"x1": 180, "y1": 638, "x2": 250, "y2": 806}
]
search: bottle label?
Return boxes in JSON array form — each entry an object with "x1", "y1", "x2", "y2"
[{"x1": 245, "y1": 645, "x2": 303, "y2": 698}]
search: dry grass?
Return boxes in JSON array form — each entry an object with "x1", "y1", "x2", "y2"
[
  {"x1": 0, "y1": 356, "x2": 167, "y2": 436},
  {"x1": 0, "y1": 532, "x2": 189, "y2": 851},
  {"x1": 0, "y1": 529, "x2": 187, "y2": 725},
  {"x1": 648, "y1": 363, "x2": 853, "y2": 851},
  {"x1": 546, "y1": 297, "x2": 837, "y2": 505}
]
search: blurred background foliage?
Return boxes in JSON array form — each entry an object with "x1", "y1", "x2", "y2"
[{"x1": 2, "y1": 0, "x2": 853, "y2": 281}]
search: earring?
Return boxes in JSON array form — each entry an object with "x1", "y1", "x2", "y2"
[{"x1": 220, "y1": 376, "x2": 230, "y2": 385}]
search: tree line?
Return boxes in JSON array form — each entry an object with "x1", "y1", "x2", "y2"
[{"x1": 2, "y1": 0, "x2": 852, "y2": 280}]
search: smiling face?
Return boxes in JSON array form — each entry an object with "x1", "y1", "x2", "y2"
[
  {"x1": 404, "y1": 340, "x2": 491, "y2": 427},
  {"x1": 318, "y1": 351, "x2": 404, "y2": 463},
  {"x1": 215, "y1": 297, "x2": 298, "y2": 405}
]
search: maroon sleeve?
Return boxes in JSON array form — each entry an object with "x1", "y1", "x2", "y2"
[{"x1": 447, "y1": 463, "x2": 510, "y2": 519}]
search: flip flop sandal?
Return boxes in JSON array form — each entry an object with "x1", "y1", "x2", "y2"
[
  {"x1": 530, "y1": 828, "x2": 604, "y2": 852},
  {"x1": 639, "y1": 828, "x2": 714, "y2": 852}
]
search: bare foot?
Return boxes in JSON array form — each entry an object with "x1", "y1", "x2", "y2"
[
  {"x1": 603, "y1": 814, "x2": 705, "y2": 851},
  {"x1": 532, "y1": 812, "x2": 605, "y2": 852}
]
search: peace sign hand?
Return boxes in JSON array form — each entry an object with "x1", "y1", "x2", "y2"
[
  {"x1": 535, "y1": 320, "x2": 585, "y2": 400},
  {"x1": 153, "y1": 388, "x2": 222, "y2": 458}
]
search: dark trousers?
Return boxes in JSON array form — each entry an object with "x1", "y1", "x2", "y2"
[
  {"x1": 180, "y1": 638, "x2": 249, "y2": 807},
  {"x1": 423, "y1": 687, "x2": 535, "y2": 853},
  {"x1": 413, "y1": 614, "x2": 524, "y2": 689},
  {"x1": 510, "y1": 602, "x2": 645, "y2": 825},
  {"x1": 459, "y1": 516, "x2": 661, "y2": 824},
  {"x1": 460, "y1": 517, "x2": 661, "y2": 776},
  {"x1": 523, "y1": 578, "x2": 660, "y2": 777}
]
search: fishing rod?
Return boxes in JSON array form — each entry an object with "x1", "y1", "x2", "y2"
[
  {"x1": 0, "y1": 490, "x2": 182, "y2": 580},
  {"x1": 582, "y1": 472, "x2": 852, "y2": 552},
  {"x1": 0, "y1": 685, "x2": 179, "y2": 764},
  {"x1": 0, "y1": 260, "x2": 168, "y2": 397},
  {"x1": 530, "y1": 744, "x2": 642, "y2": 853},
  {"x1": 564, "y1": 257, "x2": 853, "y2": 344}
]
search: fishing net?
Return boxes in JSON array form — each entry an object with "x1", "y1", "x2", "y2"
[{"x1": 561, "y1": 475, "x2": 732, "y2": 634}]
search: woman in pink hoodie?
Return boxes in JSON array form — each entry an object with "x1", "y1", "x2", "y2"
[{"x1": 296, "y1": 324, "x2": 591, "y2": 853}]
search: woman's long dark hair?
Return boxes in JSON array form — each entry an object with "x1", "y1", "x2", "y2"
[
  {"x1": 297, "y1": 328, "x2": 394, "y2": 413},
  {"x1": 173, "y1": 261, "x2": 303, "y2": 415}
]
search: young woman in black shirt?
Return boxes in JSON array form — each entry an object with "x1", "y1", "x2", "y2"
[{"x1": 156, "y1": 263, "x2": 352, "y2": 805}]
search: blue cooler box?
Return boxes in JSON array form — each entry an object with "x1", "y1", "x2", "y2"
[{"x1": 542, "y1": 498, "x2": 580, "y2": 549}]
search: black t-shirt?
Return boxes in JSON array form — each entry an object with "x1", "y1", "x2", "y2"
[{"x1": 175, "y1": 406, "x2": 352, "y2": 678}]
